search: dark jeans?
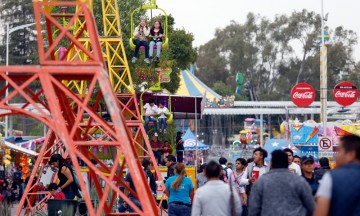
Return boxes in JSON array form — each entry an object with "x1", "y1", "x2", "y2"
[
  {"x1": 62, "y1": 185, "x2": 76, "y2": 200},
  {"x1": 176, "y1": 150, "x2": 183, "y2": 163},
  {"x1": 154, "y1": 150, "x2": 162, "y2": 165},
  {"x1": 118, "y1": 197, "x2": 141, "y2": 213},
  {"x1": 144, "y1": 116, "x2": 158, "y2": 134},
  {"x1": 134, "y1": 40, "x2": 149, "y2": 58},
  {"x1": 168, "y1": 203, "x2": 191, "y2": 216},
  {"x1": 159, "y1": 118, "x2": 167, "y2": 130}
]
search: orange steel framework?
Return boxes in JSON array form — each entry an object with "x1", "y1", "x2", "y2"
[{"x1": 0, "y1": 1, "x2": 160, "y2": 215}]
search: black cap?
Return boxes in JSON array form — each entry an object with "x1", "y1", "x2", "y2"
[
  {"x1": 301, "y1": 155, "x2": 315, "y2": 164},
  {"x1": 177, "y1": 131, "x2": 183, "y2": 135}
]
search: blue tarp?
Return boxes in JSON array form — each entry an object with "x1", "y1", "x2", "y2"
[{"x1": 182, "y1": 128, "x2": 209, "y2": 150}]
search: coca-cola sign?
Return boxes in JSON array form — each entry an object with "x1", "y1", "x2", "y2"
[
  {"x1": 290, "y1": 83, "x2": 316, "y2": 107},
  {"x1": 333, "y1": 81, "x2": 358, "y2": 106}
]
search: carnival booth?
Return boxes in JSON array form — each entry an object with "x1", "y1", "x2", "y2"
[
  {"x1": 0, "y1": 135, "x2": 42, "y2": 180},
  {"x1": 181, "y1": 128, "x2": 209, "y2": 166}
]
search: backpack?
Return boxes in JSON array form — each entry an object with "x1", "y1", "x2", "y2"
[{"x1": 222, "y1": 166, "x2": 229, "y2": 183}]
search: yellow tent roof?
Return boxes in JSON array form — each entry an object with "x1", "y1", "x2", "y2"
[{"x1": 176, "y1": 69, "x2": 221, "y2": 101}]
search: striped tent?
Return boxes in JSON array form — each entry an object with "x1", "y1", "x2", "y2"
[{"x1": 176, "y1": 67, "x2": 221, "y2": 101}]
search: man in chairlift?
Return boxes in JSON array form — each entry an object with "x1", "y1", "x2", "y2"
[
  {"x1": 132, "y1": 16, "x2": 150, "y2": 64},
  {"x1": 143, "y1": 98, "x2": 159, "y2": 136}
]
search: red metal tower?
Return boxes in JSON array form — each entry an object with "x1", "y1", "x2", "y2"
[{"x1": 0, "y1": 1, "x2": 160, "y2": 215}]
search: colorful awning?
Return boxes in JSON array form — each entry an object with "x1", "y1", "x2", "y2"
[{"x1": 176, "y1": 68, "x2": 221, "y2": 101}]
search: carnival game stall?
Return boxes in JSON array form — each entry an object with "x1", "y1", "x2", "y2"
[{"x1": 182, "y1": 128, "x2": 209, "y2": 165}]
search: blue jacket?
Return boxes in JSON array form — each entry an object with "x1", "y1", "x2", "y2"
[{"x1": 330, "y1": 164, "x2": 360, "y2": 216}]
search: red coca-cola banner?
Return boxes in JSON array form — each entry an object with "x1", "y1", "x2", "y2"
[
  {"x1": 333, "y1": 81, "x2": 358, "y2": 106},
  {"x1": 290, "y1": 83, "x2": 316, "y2": 107}
]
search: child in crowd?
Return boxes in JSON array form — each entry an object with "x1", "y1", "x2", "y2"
[
  {"x1": 157, "y1": 102, "x2": 169, "y2": 133},
  {"x1": 148, "y1": 20, "x2": 164, "y2": 62},
  {"x1": 47, "y1": 183, "x2": 66, "y2": 200}
]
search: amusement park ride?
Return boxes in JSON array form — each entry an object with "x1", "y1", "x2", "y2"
[{"x1": 0, "y1": 0, "x2": 168, "y2": 215}]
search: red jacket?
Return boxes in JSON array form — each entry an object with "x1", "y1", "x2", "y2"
[{"x1": 53, "y1": 191, "x2": 66, "y2": 200}]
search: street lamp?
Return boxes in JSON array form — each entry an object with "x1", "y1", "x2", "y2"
[{"x1": 5, "y1": 22, "x2": 36, "y2": 136}]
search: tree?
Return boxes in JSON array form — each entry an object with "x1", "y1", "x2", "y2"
[
  {"x1": 212, "y1": 81, "x2": 233, "y2": 96},
  {"x1": 196, "y1": 10, "x2": 358, "y2": 101},
  {"x1": 0, "y1": 0, "x2": 38, "y2": 65}
]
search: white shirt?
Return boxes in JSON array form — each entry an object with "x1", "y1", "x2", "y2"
[
  {"x1": 316, "y1": 172, "x2": 332, "y2": 199},
  {"x1": 191, "y1": 180, "x2": 242, "y2": 216},
  {"x1": 157, "y1": 107, "x2": 169, "y2": 118},
  {"x1": 289, "y1": 162, "x2": 302, "y2": 176},
  {"x1": 240, "y1": 162, "x2": 269, "y2": 185},
  {"x1": 229, "y1": 170, "x2": 246, "y2": 195},
  {"x1": 143, "y1": 103, "x2": 158, "y2": 116}
]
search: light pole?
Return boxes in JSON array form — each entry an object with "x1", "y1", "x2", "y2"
[
  {"x1": 320, "y1": 0, "x2": 328, "y2": 137},
  {"x1": 5, "y1": 22, "x2": 36, "y2": 136}
]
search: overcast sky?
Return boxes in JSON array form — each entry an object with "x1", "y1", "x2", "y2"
[{"x1": 155, "y1": 0, "x2": 360, "y2": 60}]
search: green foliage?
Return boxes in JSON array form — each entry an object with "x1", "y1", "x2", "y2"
[
  {"x1": 196, "y1": 10, "x2": 359, "y2": 101},
  {"x1": 168, "y1": 28, "x2": 197, "y2": 70},
  {"x1": 148, "y1": 121, "x2": 177, "y2": 147},
  {"x1": 212, "y1": 81, "x2": 233, "y2": 96},
  {"x1": 0, "y1": 0, "x2": 38, "y2": 65},
  {"x1": 28, "y1": 123, "x2": 44, "y2": 136},
  {"x1": 161, "y1": 65, "x2": 181, "y2": 94}
]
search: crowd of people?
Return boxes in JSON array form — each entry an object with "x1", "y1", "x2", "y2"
[
  {"x1": 0, "y1": 153, "x2": 82, "y2": 209},
  {"x1": 119, "y1": 134, "x2": 360, "y2": 216},
  {"x1": 2, "y1": 134, "x2": 358, "y2": 215}
]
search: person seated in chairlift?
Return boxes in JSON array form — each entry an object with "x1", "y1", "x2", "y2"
[
  {"x1": 157, "y1": 102, "x2": 169, "y2": 133},
  {"x1": 149, "y1": 20, "x2": 164, "y2": 62},
  {"x1": 143, "y1": 98, "x2": 159, "y2": 136},
  {"x1": 132, "y1": 17, "x2": 150, "y2": 64}
]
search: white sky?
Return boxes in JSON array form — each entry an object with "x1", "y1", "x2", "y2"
[{"x1": 156, "y1": 0, "x2": 360, "y2": 60}]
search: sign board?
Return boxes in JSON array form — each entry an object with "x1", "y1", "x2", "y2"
[
  {"x1": 318, "y1": 151, "x2": 335, "y2": 158},
  {"x1": 157, "y1": 68, "x2": 172, "y2": 83},
  {"x1": 301, "y1": 146, "x2": 318, "y2": 152},
  {"x1": 290, "y1": 83, "x2": 316, "y2": 107},
  {"x1": 333, "y1": 81, "x2": 358, "y2": 106},
  {"x1": 319, "y1": 137, "x2": 332, "y2": 150},
  {"x1": 318, "y1": 137, "x2": 334, "y2": 158}
]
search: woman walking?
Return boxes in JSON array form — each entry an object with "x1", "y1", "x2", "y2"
[{"x1": 165, "y1": 163, "x2": 194, "y2": 216}]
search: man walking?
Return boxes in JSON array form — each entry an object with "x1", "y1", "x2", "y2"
[
  {"x1": 175, "y1": 131, "x2": 184, "y2": 163},
  {"x1": 241, "y1": 148, "x2": 270, "y2": 186},
  {"x1": 314, "y1": 157, "x2": 331, "y2": 180},
  {"x1": 301, "y1": 155, "x2": 319, "y2": 195},
  {"x1": 314, "y1": 135, "x2": 360, "y2": 216},
  {"x1": 284, "y1": 148, "x2": 302, "y2": 175},
  {"x1": 192, "y1": 161, "x2": 242, "y2": 216},
  {"x1": 219, "y1": 157, "x2": 232, "y2": 182},
  {"x1": 165, "y1": 155, "x2": 177, "y2": 179},
  {"x1": 248, "y1": 150, "x2": 315, "y2": 216}
]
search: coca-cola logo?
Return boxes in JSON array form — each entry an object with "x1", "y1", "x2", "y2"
[
  {"x1": 334, "y1": 91, "x2": 356, "y2": 98},
  {"x1": 333, "y1": 82, "x2": 358, "y2": 106},
  {"x1": 292, "y1": 92, "x2": 314, "y2": 99},
  {"x1": 290, "y1": 83, "x2": 316, "y2": 107}
]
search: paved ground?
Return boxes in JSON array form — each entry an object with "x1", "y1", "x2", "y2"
[{"x1": 11, "y1": 203, "x2": 27, "y2": 216}]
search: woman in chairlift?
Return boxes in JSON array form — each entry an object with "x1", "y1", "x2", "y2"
[
  {"x1": 132, "y1": 17, "x2": 150, "y2": 64},
  {"x1": 149, "y1": 20, "x2": 164, "y2": 62}
]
